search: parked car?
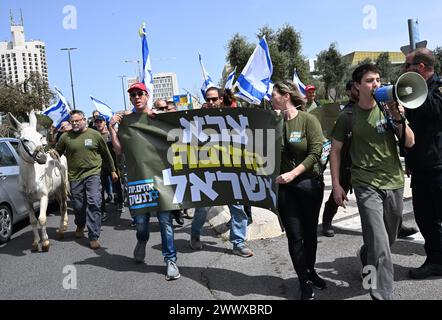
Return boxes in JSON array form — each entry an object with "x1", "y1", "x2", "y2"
[{"x1": 0, "y1": 138, "x2": 35, "y2": 243}]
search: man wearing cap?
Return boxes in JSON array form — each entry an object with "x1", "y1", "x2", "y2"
[
  {"x1": 189, "y1": 87, "x2": 254, "y2": 258},
  {"x1": 305, "y1": 85, "x2": 321, "y2": 113},
  {"x1": 154, "y1": 98, "x2": 168, "y2": 113},
  {"x1": 109, "y1": 82, "x2": 181, "y2": 281},
  {"x1": 55, "y1": 110, "x2": 118, "y2": 250}
]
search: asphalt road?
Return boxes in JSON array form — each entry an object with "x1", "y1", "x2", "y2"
[{"x1": 0, "y1": 199, "x2": 441, "y2": 302}]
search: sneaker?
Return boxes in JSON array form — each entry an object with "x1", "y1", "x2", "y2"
[
  {"x1": 133, "y1": 240, "x2": 147, "y2": 263},
  {"x1": 130, "y1": 218, "x2": 137, "y2": 228},
  {"x1": 165, "y1": 260, "x2": 181, "y2": 281},
  {"x1": 408, "y1": 262, "x2": 442, "y2": 279},
  {"x1": 89, "y1": 240, "x2": 101, "y2": 250},
  {"x1": 398, "y1": 225, "x2": 419, "y2": 239},
  {"x1": 101, "y1": 212, "x2": 108, "y2": 222},
  {"x1": 300, "y1": 282, "x2": 315, "y2": 300},
  {"x1": 189, "y1": 235, "x2": 203, "y2": 250},
  {"x1": 322, "y1": 223, "x2": 335, "y2": 237},
  {"x1": 232, "y1": 246, "x2": 254, "y2": 258},
  {"x1": 75, "y1": 227, "x2": 85, "y2": 238},
  {"x1": 308, "y1": 269, "x2": 327, "y2": 290}
]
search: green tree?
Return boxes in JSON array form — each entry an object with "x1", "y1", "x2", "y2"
[
  {"x1": 375, "y1": 52, "x2": 394, "y2": 83},
  {"x1": 226, "y1": 24, "x2": 309, "y2": 86},
  {"x1": 0, "y1": 72, "x2": 54, "y2": 120},
  {"x1": 434, "y1": 47, "x2": 442, "y2": 75},
  {"x1": 316, "y1": 43, "x2": 348, "y2": 101}
]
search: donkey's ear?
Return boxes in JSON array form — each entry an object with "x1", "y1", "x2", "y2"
[
  {"x1": 29, "y1": 110, "x2": 37, "y2": 129},
  {"x1": 7, "y1": 112, "x2": 23, "y2": 132}
]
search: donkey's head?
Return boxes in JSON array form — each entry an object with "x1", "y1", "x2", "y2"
[{"x1": 8, "y1": 111, "x2": 48, "y2": 165}]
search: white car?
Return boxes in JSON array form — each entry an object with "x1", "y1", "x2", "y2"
[{"x1": 0, "y1": 138, "x2": 35, "y2": 243}]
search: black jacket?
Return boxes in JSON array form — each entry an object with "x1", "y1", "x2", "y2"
[{"x1": 405, "y1": 73, "x2": 442, "y2": 172}]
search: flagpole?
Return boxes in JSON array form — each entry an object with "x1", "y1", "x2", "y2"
[
  {"x1": 60, "y1": 48, "x2": 77, "y2": 110},
  {"x1": 118, "y1": 75, "x2": 128, "y2": 110}
]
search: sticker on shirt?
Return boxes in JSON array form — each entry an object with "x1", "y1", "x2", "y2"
[
  {"x1": 84, "y1": 139, "x2": 93, "y2": 148},
  {"x1": 289, "y1": 131, "x2": 303, "y2": 143},
  {"x1": 376, "y1": 119, "x2": 387, "y2": 134}
]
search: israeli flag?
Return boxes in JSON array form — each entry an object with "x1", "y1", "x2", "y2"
[
  {"x1": 199, "y1": 52, "x2": 216, "y2": 98},
  {"x1": 42, "y1": 87, "x2": 71, "y2": 129},
  {"x1": 139, "y1": 23, "x2": 154, "y2": 97},
  {"x1": 293, "y1": 68, "x2": 306, "y2": 96},
  {"x1": 90, "y1": 95, "x2": 114, "y2": 122},
  {"x1": 236, "y1": 36, "x2": 273, "y2": 105},
  {"x1": 224, "y1": 67, "x2": 236, "y2": 90}
]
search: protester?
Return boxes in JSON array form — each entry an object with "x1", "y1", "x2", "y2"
[
  {"x1": 55, "y1": 110, "x2": 118, "y2": 250},
  {"x1": 271, "y1": 80, "x2": 326, "y2": 300},
  {"x1": 330, "y1": 64, "x2": 414, "y2": 300},
  {"x1": 153, "y1": 98, "x2": 167, "y2": 112},
  {"x1": 189, "y1": 87, "x2": 253, "y2": 258},
  {"x1": 166, "y1": 99, "x2": 177, "y2": 112},
  {"x1": 88, "y1": 110, "x2": 100, "y2": 129},
  {"x1": 55, "y1": 121, "x2": 72, "y2": 143},
  {"x1": 321, "y1": 80, "x2": 356, "y2": 237},
  {"x1": 109, "y1": 82, "x2": 181, "y2": 281},
  {"x1": 402, "y1": 48, "x2": 442, "y2": 279},
  {"x1": 305, "y1": 85, "x2": 321, "y2": 113}
]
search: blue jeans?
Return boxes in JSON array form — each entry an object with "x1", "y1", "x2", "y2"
[
  {"x1": 135, "y1": 211, "x2": 176, "y2": 262},
  {"x1": 191, "y1": 205, "x2": 248, "y2": 249},
  {"x1": 70, "y1": 175, "x2": 102, "y2": 241}
]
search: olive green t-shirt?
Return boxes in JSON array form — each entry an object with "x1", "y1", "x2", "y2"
[
  {"x1": 280, "y1": 111, "x2": 324, "y2": 178},
  {"x1": 306, "y1": 101, "x2": 319, "y2": 113},
  {"x1": 332, "y1": 104, "x2": 404, "y2": 189},
  {"x1": 56, "y1": 128, "x2": 116, "y2": 181}
]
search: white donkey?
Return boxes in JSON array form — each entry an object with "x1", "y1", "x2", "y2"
[{"x1": 8, "y1": 111, "x2": 69, "y2": 252}]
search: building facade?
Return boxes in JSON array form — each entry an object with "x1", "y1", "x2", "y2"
[
  {"x1": 343, "y1": 51, "x2": 406, "y2": 66},
  {"x1": 0, "y1": 14, "x2": 48, "y2": 85},
  {"x1": 152, "y1": 72, "x2": 179, "y2": 101}
]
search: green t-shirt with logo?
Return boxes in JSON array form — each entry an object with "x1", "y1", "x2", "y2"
[
  {"x1": 332, "y1": 104, "x2": 404, "y2": 189},
  {"x1": 280, "y1": 111, "x2": 324, "y2": 178},
  {"x1": 56, "y1": 128, "x2": 116, "y2": 181}
]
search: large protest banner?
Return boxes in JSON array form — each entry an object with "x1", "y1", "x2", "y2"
[{"x1": 118, "y1": 108, "x2": 283, "y2": 214}]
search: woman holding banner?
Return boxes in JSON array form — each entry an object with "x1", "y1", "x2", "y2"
[{"x1": 272, "y1": 80, "x2": 326, "y2": 300}]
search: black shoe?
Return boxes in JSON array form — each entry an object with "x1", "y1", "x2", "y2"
[
  {"x1": 173, "y1": 211, "x2": 184, "y2": 226},
  {"x1": 300, "y1": 282, "x2": 315, "y2": 300},
  {"x1": 408, "y1": 262, "x2": 442, "y2": 279},
  {"x1": 308, "y1": 269, "x2": 327, "y2": 290},
  {"x1": 322, "y1": 223, "x2": 335, "y2": 237},
  {"x1": 247, "y1": 216, "x2": 253, "y2": 226},
  {"x1": 226, "y1": 219, "x2": 232, "y2": 228},
  {"x1": 398, "y1": 225, "x2": 419, "y2": 239},
  {"x1": 101, "y1": 212, "x2": 108, "y2": 222},
  {"x1": 130, "y1": 218, "x2": 137, "y2": 228}
]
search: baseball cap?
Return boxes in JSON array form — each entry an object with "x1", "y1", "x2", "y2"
[
  {"x1": 127, "y1": 82, "x2": 148, "y2": 93},
  {"x1": 305, "y1": 85, "x2": 316, "y2": 91},
  {"x1": 94, "y1": 115, "x2": 106, "y2": 122}
]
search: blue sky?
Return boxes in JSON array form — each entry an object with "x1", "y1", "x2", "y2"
[{"x1": 1, "y1": 0, "x2": 440, "y2": 117}]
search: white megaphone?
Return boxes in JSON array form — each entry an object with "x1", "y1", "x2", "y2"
[{"x1": 373, "y1": 72, "x2": 428, "y2": 109}]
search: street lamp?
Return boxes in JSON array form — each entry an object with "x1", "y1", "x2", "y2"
[
  {"x1": 124, "y1": 59, "x2": 141, "y2": 81},
  {"x1": 118, "y1": 75, "x2": 128, "y2": 111},
  {"x1": 60, "y1": 48, "x2": 77, "y2": 110}
]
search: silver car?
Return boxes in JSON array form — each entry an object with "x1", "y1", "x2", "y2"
[{"x1": 0, "y1": 138, "x2": 31, "y2": 243}]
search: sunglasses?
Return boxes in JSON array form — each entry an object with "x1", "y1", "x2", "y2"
[
  {"x1": 130, "y1": 91, "x2": 146, "y2": 98},
  {"x1": 403, "y1": 62, "x2": 420, "y2": 68},
  {"x1": 206, "y1": 97, "x2": 219, "y2": 102}
]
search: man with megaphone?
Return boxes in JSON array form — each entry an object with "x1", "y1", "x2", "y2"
[
  {"x1": 330, "y1": 64, "x2": 415, "y2": 300},
  {"x1": 400, "y1": 48, "x2": 442, "y2": 280}
]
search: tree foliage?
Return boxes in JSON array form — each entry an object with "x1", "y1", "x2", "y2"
[
  {"x1": 316, "y1": 43, "x2": 349, "y2": 101},
  {"x1": 225, "y1": 24, "x2": 310, "y2": 86},
  {"x1": 0, "y1": 72, "x2": 54, "y2": 120},
  {"x1": 375, "y1": 52, "x2": 394, "y2": 83}
]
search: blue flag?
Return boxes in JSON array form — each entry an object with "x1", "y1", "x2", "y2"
[
  {"x1": 139, "y1": 23, "x2": 154, "y2": 97},
  {"x1": 90, "y1": 95, "x2": 114, "y2": 122},
  {"x1": 199, "y1": 52, "x2": 216, "y2": 98},
  {"x1": 224, "y1": 67, "x2": 236, "y2": 90},
  {"x1": 236, "y1": 36, "x2": 273, "y2": 105},
  {"x1": 42, "y1": 87, "x2": 71, "y2": 129},
  {"x1": 293, "y1": 68, "x2": 306, "y2": 96}
]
